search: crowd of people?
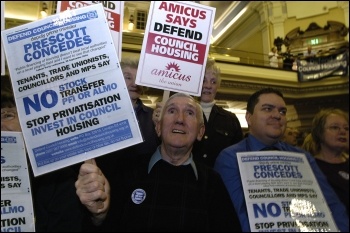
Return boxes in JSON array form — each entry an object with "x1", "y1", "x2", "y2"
[
  {"x1": 1, "y1": 56, "x2": 349, "y2": 232},
  {"x1": 214, "y1": 88, "x2": 348, "y2": 231},
  {"x1": 269, "y1": 44, "x2": 318, "y2": 70}
]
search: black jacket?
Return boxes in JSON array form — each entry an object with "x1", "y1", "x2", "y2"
[
  {"x1": 193, "y1": 104, "x2": 243, "y2": 168},
  {"x1": 96, "y1": 98, "x2": 160, "y2": 180},
  {"x1": 84, "y1": 153, "x2": 242, "y2": 232}
]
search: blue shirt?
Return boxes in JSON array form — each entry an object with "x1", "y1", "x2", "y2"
[{"x1": 214, "y1": 134, "x2": 349, "y2": 232}]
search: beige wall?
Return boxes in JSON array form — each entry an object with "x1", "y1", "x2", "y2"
[
  {"x1": 284, "y1": 7, "x2": 346, "y2": 35},
  {"x1": 235, "y1": 30, "x2": 264, "y2": 66},
  {"x1": 262, "y1": 3, "x2": 348, "y2": 55}
]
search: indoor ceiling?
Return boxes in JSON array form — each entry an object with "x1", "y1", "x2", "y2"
[{"x1": 4, "y1": 1, "x2": 252, "y2": 48}]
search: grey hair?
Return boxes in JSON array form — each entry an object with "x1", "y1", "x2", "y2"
[
  {"x1": 206, "y1": 57, "x2": 221, "y2": 85},
  {"x1": 120, "y1": 57, "x2": 139, "y2": 69},
  {"x1": 160, "y1": 92, "x2": 204, "y2": 125}
]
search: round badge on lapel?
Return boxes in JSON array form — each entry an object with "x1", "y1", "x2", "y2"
[{"x1": 131, "y1": 188, "x2": 146, "y2": 204}]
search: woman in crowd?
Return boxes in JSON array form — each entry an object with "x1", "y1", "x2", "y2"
[
  {"x1": 302, "y1": 108, "x2": 349, "y2": 215},
  {"x1": 192, "y1": 58, "x2": 243, "y2": 168}
]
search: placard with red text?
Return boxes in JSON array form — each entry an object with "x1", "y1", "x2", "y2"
[
  {"x1": 57, "y1": 1, "x2": 123, "y2": 59},
  {"x1": 136, "y1": 1, "x2": 215, "y2": 96}
]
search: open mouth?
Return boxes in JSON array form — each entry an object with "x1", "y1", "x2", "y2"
[{"x1": 172, "y1": 129, "x2": 185, "y2": 134}]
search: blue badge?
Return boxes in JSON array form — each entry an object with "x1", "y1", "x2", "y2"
[{"x1": 131, "y1": 188, "x2": 146, "y2": 204}]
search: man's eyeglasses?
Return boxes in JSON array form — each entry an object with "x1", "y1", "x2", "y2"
[{"x1": 325, "y1": 125, "x2": 349, "y2": 133}]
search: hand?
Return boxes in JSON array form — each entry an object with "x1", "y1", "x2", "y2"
[{"x1": 75, "y1": 159, "x2": 110, "y2": 225}]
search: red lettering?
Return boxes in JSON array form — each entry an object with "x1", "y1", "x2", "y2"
[
  {"x1": 158, "y1": 2, "x2": 207, "y2": 20},
  {"x1": 164, "y1": 15, "x2": 197, "y2": 28}
]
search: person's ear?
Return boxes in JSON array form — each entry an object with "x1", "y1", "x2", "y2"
[
  {"x1": 155, "y1": 120, "x2": 161, "y2": 137},
  {"x1": 196, "y1": 124, "x2": 205, "y2": 141},
  {"x1": 245, "y1": 111, "x2": 252, "y2": 126}
]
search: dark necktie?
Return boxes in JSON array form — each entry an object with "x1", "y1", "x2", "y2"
[{"x1": 260, "y1": 146, "x2": 279, "y2": 151}]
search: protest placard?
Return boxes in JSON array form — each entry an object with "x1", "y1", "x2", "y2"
[
  {"x1": 237, "y1": 151, "x2": 338, "y2": 232},
  {"x1": 136, "y1": 1, "x2": 215, "y2": 96},
  {"x1": 56, "y1": 1, "x2": 123, "y2": 59},
  {"x1": 1, "y1": 1, "x2": 5, "y2": 75},
  {"x1": 1, "y1": 4, "x2": 142, "y2": 176},
  {"x1": 1, "y1": 131, "x2": 35, "y2": 232}
]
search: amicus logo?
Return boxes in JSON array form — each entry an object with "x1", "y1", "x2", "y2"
[
  {"x1": 151, "y1": 62, "x2": 191, "y2": 82},
  {"x1": 165, "y1": 62, "x2": 181, "y2": 72}
]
